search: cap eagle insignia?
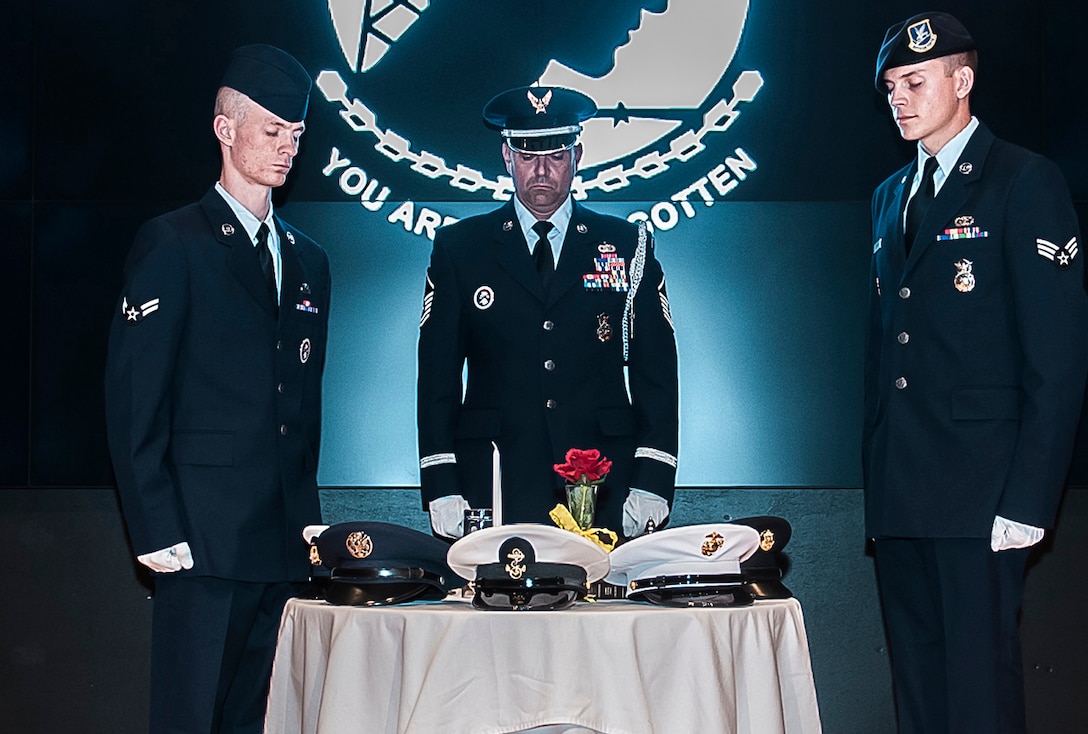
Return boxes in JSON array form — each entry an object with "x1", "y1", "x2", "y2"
[{"x1": 527, "y1": 89, "x2": 552, "y2": 114}]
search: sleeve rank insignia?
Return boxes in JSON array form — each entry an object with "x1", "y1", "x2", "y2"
[
  {"x1": 1036, "y1": 237, "x2": 1079, "y2": 269},
  {"x1": 121, "y1": 296, "x2": 160, "y2": 325}
]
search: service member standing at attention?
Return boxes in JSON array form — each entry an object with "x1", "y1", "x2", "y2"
[
  {"x1": 418, "y1": 86, "x2": 679, "y2": 540},
  {"x1": 104, "y1": 45, "x2": 331, "y2": 734},
  {"x1": 864, "y1": 12, "x2": 1088, "y2": 734}
]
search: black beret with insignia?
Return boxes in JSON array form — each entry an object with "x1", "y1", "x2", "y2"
[
  {"x1": 729, "y1": 516, "x2": 793, "y2": 600},
  {"x1": 312, "y1": 522, "x2": 459, "y2": 606},
  {"x1": 220, "y1": 44, "x2": 312, "y2": 123},
  {"x1": 447, "y1": 524, "x2": 610, "y2": 610},
  {"x1": 875, "y1": 12, "x2": 976, "y2": 91},
  {"x1": 482, "y1": 86, "x2": 597, "y2": 154}
]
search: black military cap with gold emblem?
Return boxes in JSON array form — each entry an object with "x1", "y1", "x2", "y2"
[
  {"x1": 875, "y1": 11, "x2": 976, "y2": 91},
  {"x1": 482, "y1": 86, "x2": 597, "y2": 154},
  {"x1": 311, "y1": 522, "x2": 459, "y2": 606},
  {"x1": 220, "y1": 43, "x2": 313, "y2": 123},
  {"x1": 604, "y1": 523, "x2": 761, "y2": 607},
  {"x1": 447, "y1": 524, "x2": 610, "y2": 610},
  {"x1": 729, "y1": 516, "x2": 793, "y2": 600}
]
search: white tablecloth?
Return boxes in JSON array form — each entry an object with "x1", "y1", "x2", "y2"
[{"x1": 265, "y1": 597, "x2": 822, "y2": 734}]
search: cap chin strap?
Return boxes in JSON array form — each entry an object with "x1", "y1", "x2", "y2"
[
  {"x1": 505, "y1": 140, "x2": 577, "y2": 155},
  {"x1": 502, "y1": 125, "x2": 582, "y2": 155}
]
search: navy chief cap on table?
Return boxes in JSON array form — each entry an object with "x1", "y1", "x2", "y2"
[
  {"x1": 311, "y1": 522, "x2": 459, "y2": 606},
  {"x1": 875, "y1": 11, "x2": 976, "y2": 91},
  {"x1": 482, "y1": 86, "x2": 597, "y2": 154},
  {"x1": 447, "y1": 524, "x2": 610, "y2": 611},
  {"x1": 220, "y1": 43, "x2": 312, "y2": 123}
]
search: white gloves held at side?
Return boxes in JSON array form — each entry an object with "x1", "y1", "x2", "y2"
[
  {"x1": 990, "y1": 515, "x2": 1044, "y2": 552},
  {"x1": 137, "y1": 541, "x2": 194, "y2": 573}
]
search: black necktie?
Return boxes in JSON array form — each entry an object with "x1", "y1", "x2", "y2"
[
  {"x1": 532, "y1": 220, "x2": 554, "y2": 289},
  {"x1": 255, "y1": 223, "x2": 277, "y2": 305},
  {"x1": 904, "y1": 156, "x2": 939, "y2": 256}
]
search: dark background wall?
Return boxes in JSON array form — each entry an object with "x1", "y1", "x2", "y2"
[{"x1": 2, "y1": 2, "x2": 1086, "y2": 732}]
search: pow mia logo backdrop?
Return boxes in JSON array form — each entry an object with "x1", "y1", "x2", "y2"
[{"x1": 316, "y1": 0, "x2": 764, "y2": 238}]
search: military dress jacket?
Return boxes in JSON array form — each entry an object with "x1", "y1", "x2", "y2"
[
  {"x1": 417, "y1": 200, "x2": 679, "y2": 534},
  {"x1": 863, "y1": 122, "x2": 1088, "y2": 539},
  {"x1": 105, "y1": 187, "x2": 330, "y2": 582}
]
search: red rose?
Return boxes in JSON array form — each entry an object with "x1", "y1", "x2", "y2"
[{"x1": 553, "y1": 448, "x2": 612, "y2": 485}]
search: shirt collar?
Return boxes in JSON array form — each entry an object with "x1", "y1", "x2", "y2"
[
  {"x1": 512, "y1": 195, "x2": 573, "y2": 252},
  {"x1": 214, "y1": 182, "x2": 276, "y2": 243},
  {"x1": 916, "y1": 116, "x2": 979, "y2": 193}
]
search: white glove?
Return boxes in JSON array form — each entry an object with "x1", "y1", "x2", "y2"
[
  {"x1": 303, "y1": 525, "x2": 330, "y2": 543},
  {"x1": 429, "y1": 495, "x2": 470, "y2": 539},
  {"x1": 622, "y1": 489, "x2": 670, "y2": 538},
  {"x1": 137, "y1": 541, "x2": 194, "y2": 573},
  {"x1": 990, "y1": 515, "x2": 1044, "y2": 552}
]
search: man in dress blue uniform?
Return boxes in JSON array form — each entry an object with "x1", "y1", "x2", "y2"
[
  {"x1": 104, "y1": 44, "x2": 330, "y2": 734},
  {"x1": 864, "y1": 12, "x2": 1088, "y2": 733},
  {"x1": 417, "y1": 86, "x2": 679, "y2": 540}
]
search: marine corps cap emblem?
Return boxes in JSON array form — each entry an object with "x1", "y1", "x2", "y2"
[
  {"x1": 701, "y1": 532, "x2": 725, "y2": 556},
  {"x1": 759, "y1": 529, "x2": 776, "y2": 552}
]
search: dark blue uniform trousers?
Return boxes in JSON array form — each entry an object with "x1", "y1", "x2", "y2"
[
  {"x1": 874, "y1": 538, "x2": 1030, "y2": 734},
  {"x1": 149, "y1": 576, "x2": 300, "y2": 734}
]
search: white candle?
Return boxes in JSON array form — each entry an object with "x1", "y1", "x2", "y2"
[{"x1": 491, "y1": 441, "x2": 502, "y2": 527}]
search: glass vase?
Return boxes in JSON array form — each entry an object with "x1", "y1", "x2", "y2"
[{"x1": 565, "y1": 482, "x2": 598, "y2": 530}]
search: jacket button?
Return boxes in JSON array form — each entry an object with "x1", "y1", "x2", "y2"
[
  {"x1": 545, "y1": 399, "x2": 557, "y2": 409},
  {"x1": 895, "y1": 377, "x2": 908, "y2": 390},
  {"x1": 897, "y1": 332, "x2": 910, "y2": 344},
  {"x1": 544, "y1": 359, "x2": 555, "y2": 371},
  {"x1": 280, "y1": 424, "x2": 288, "y2": 435},
  {"x1": 898, "y1": 287, "x2": 911, "y2": 299},
  {"x1": 277, "y1": 383, "x2": 285, "y2": 393},
  {"x1": 276, "y1": 340, "x2": 283, "y2": 351},
  {"x1": 543, "y1": 320, "x2": 555, "y2": 331}
]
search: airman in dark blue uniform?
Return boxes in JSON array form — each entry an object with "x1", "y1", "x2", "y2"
[
  {"x1": 864, "y1": 13, "x2": 1088, "y2": 733},
  {"x1": 105, "y1": 45, "x2": 330, "y2": 734},
  {"x1": 417, "y1": 86, "x2": 679, "y2": 540}
]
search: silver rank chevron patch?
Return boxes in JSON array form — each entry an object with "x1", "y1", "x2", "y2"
[
  {"x1": 419, "y1": 274, "x2": 434, "y2": 328},
  {"x1": 658, "y1": 276, "x2": 673, "y2": 331},
  {"x1": 121, "y1": 296, "x2": 159, "y2": 325},
  {"x1": 1036, "y1": 237, "x2": 1079, "y2": 269}
]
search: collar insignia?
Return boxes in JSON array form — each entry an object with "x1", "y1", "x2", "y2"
[
  {"x1": 221, "y1": 223, "x2": 235, "y2": 237},
  {"x1": 959, "y1": 162, "x2": 973, "y2": 174}
]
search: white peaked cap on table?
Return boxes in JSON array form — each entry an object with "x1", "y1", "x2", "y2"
[
  {"x1": 447, "y1": 523, "x2": 611, "y2": 583},
  {"x1": 605, "y1": 523, "x2": 761, "y2": 588}
]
